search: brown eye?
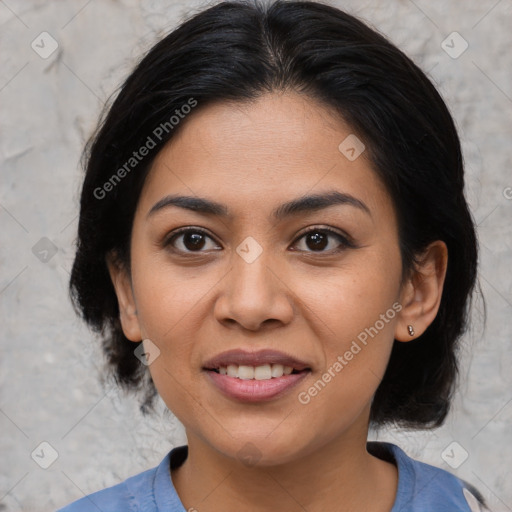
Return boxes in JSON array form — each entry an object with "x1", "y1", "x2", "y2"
[
  {"x1": 293, "y1": 228, "x2": 354, "y2": 253},
  {"x1": 165, "y1": 228, "x2": 220, "y2": 253},
  {"x1": 305, "y1": 231, "x2": 328, "y2": 251}
]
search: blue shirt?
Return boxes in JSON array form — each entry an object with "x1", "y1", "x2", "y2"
[{"x1": 57, "y1": 441, "x2": 488, "y2": 511}]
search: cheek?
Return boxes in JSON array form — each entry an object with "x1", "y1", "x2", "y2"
[
  {"x1": 131, "y1": 253, "x2": 216, "y2": 340},
  {"x1": 129, "y1": 259, "x2": 210, "y2": 407},
  {"x1": 292, "y1": 308, "x2": 397, "y2": 445},
  {"x1": 291, "y1": 247, "x2": 401, "y2": 343},
  {"x1": 290, "y1": 251, "x2": 400, "y2": 412}
]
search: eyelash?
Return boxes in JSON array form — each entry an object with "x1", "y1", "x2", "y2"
[{"x1": 163, "y1": 226, "x2": 356, "y2": 255}]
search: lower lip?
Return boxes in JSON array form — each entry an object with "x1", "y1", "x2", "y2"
[{"x1": 204, "y1": 370, "x2": 310, "y2": 402}]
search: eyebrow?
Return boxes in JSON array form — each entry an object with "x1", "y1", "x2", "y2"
[{"x1": 146, "y1": 190, "x2": 371, "y2": 220}]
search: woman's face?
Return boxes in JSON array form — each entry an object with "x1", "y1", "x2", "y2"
[{"x1": 113, "y1": 91, "x2": 410, "y2": 465}]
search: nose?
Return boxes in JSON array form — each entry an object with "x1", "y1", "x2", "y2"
[{"x1": 214, "y1": 245, "x2": 295, "y2": 332}]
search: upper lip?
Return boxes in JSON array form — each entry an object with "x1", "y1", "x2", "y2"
[{"x1": 203, "y1": 349, "x2": 311, "y2": 371}]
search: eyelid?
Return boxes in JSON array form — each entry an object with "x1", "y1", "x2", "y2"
[
  {"x1": 293, "y1": 225, "x2": 354, "y2": 243},
  {"x1": 163, "y1": 226, "x2": 220, "y2": 248},
  {"x1": 165, "y1": 225, "x2": 216, "y2": 240}
]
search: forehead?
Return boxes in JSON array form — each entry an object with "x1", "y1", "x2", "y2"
[{"x1": 138, "y1": 92, "x2": 392, "y2": 221}]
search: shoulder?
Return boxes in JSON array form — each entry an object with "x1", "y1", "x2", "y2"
[
  {"x1": 368, "y1": 441, "x2": 489, "y2": 512},
  {"x1": 56, "y1": 454, "x2": 169, "y2": 512}
]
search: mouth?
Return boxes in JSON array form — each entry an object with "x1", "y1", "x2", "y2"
[
  {"x1": 202, "y1": 349, "x2": 312, "y2": 402},
  {"x1": 204, "y1": 363, "x2": 308, "y2": 380},
  {"x1": 202, "y1": 348, "x2": 311, "y2": 378}
]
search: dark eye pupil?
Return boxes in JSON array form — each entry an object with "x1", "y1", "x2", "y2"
[
  {"x1": 184, "y1": 232, "x2": 205, "y2": 250},
  {"x1": 307, "y1": 231, "x2": 327, "y2": 251}
]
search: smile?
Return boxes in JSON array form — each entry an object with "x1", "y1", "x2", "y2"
[
  {"x1": 212, "y1": 363, "x2": 297, "y2": 380},
  {"x1": 202, "y1": 348, "x2": 312, "y2": 402},
  {"x1": 204, "y1": 368, "x2": 312, "y2": 403}
]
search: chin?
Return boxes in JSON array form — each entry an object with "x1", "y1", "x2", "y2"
[{"x1": 209, "y1": 428, "x2": 308, "y2": 468}]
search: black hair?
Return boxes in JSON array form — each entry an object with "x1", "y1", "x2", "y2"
[{"x1": 69, "y1": 0, "x2": 479, "y2": 428}]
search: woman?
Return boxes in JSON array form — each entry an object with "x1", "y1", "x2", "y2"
[{"x1": 59, "y1": 1, "x2": 487, "y2": 510}]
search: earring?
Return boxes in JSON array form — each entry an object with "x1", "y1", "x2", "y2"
[{"x1": 407, "y1": 325, "x2": 415, "y2": 336}]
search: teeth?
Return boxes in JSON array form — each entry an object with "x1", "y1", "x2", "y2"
[
  {"x1": 254, "y1": 364, "x2": 272, "y2": 380},
  {"x1": 271, "y1": 364, "x2": 284, "y2": 377},
  {"x1": 217, "y1": 364, "x2": 296, "y2": 380},
  {"x1": 238, "y1": 365, "x2": 254, "y2": 380}
]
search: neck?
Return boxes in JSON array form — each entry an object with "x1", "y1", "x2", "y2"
[{"x1": 171, "y1": 415, "x2": 398, "y2": 512}]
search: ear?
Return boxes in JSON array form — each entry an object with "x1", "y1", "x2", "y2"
[
  {"x1": 106, "y1": 251, "x2": 142, "y2": 342},
  {"x1": 394, "y1": 240, "x2": 448, "y2": 342}
]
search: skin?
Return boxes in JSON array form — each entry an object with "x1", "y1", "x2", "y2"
[{"x1": 107, "y1": 91, "x2": 448, "y2": 512}]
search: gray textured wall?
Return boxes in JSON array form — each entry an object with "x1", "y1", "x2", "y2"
[{"x1": 1, "y1": 1, "x2": 511, "y2": 511}]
